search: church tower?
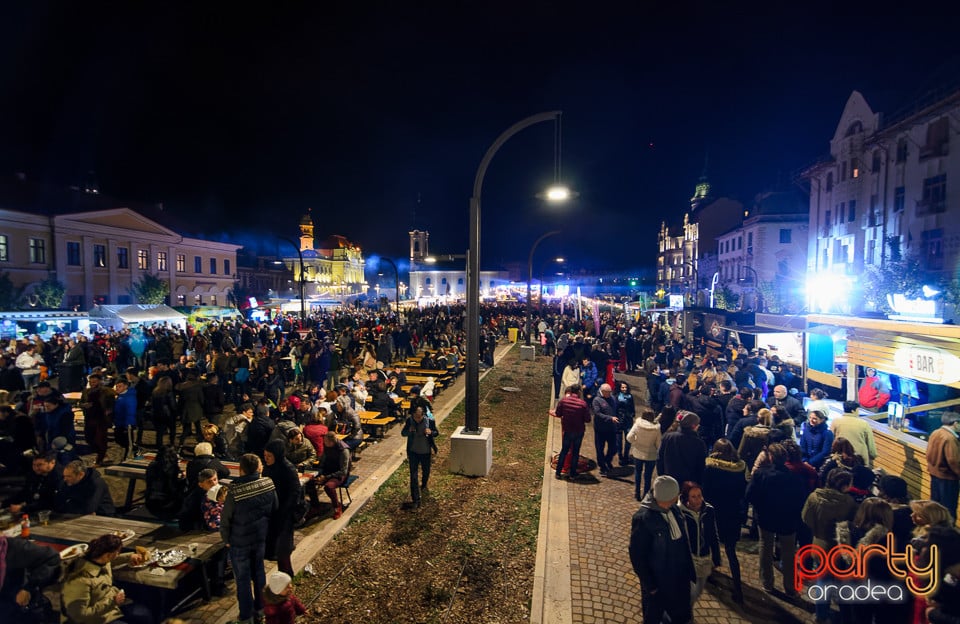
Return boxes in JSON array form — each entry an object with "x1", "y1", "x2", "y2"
[
  {"x1": 409, "y1": 230, "x2": 429, "y2": 264},
  {"x1": 299, "y1": 210, "x2": 315, "y2": 251},
  {"x1": 689, "y1": 153, "x2": 711, "y2": 211}
]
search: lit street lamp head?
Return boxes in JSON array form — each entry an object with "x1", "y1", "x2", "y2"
[{"x1": 545, "y1": 185, "x2": 571, "y2": 201}]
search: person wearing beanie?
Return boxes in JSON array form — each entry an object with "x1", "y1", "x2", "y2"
[
  {"x1": 263, "y1": 571, "x2": 305, "y2": 624},
  {"x1": 657, "y1": 410, "x2": 707, "y2": 487},
  {"x1": 629, "y1": 475, "x2": 695, "y2": 624}
]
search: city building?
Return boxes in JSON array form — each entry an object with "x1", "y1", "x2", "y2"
[
  {"x1": 715, "y1": 190, "x2": 809, "y2": 312},
  {"x1": 0, "y1": 178, "x2": 240, "y2": 309},
  {"x1": 281, "y1": 211, "x2": 367, "y2": 299},
  {"x1": 656, "y1": 166, "x2": 744, "y2": 303},
  {"x1": 802, "y1": 87, "x2": 960, "y2": 312},
  {"x1": 406, "y1": 229, "x2": 511, "y2": 301}
]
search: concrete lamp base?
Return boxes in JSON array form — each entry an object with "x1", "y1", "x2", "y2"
[
  {"x1": 519, "y1": 345, "x2": 537, "y2": 361},
  {"x1": 449, "y1": 426, "x2": 493, "y2": 476}
]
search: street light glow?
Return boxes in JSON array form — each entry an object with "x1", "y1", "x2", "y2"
[
  {"x1": 545, "y1": 185, "x2": 570, "y2": 201},
  {"x1": 424, "y1": 256, "x2": 437, "y2": 263}
]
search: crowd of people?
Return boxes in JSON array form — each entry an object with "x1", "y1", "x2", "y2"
[{"x1": 544, "y1": 316, "x2": 960, "y2": 624}]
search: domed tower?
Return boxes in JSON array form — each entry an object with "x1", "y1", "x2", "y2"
[
  {"x1": 409, "y1": 230, "x2": 429, "y2": 264},
  {"x1": 299, "y1": 209, "x2": 314, "y2": 251}
]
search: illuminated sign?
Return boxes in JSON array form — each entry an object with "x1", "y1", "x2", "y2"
[
  {"x1": 887, "y1": 293, "x2": 946, "y2": 323},
  {"x1": 894, "y1": 344, "x2": 960, "y2": 384},
  {"x1": 669, "y1": 295, "x2": 684, "y2": 309}
]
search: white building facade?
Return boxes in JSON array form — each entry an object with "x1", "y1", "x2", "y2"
[
  {"x1": 804, "y1": 89, "x2": 960, "y2": 309},
  {"x1": 0, "y1": 207, "x2": 240, "y2": 309}
]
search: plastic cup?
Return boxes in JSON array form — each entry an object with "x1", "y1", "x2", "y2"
[{"x1": 38, "y1": 511, "x2": 50, "y2": 526}]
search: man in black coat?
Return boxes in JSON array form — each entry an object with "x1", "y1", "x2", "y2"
[
  {"x1": 4, "y1": 451, "x2": 62, "y2": 514},
  {"x1": 630, "y1": 475, "x2": 695, "y2": 624},
  {"x1": 591, "y1": 384, "x2": 620, "y2": 476},
  {"x1": 0, "y1": 534, "x2": 61, "y2": 621},
  {"x1": 657, "y1": 412, "x2": 707, "y2": 486},
  {"x1": 55, "y1": 460, "x2": 116, "y2": 516},
  {"x1": 724, "y1": 387, "x2": 753, "y2": 437},
  {"x1": 768, "y1": 384, "x2": 804, "y2": 427},
  {"x1": 221, "y1": 454, "x2": 278, "y2": 624}
]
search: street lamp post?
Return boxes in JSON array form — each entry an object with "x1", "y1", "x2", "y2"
[
  {"x1": 740, "y1": 265, "x2": 762, "y2": 312},
  {"x1": 526, "y1": 230, "x2": 561, "y2": 346},
  {"x1": 378, "y1": 257, "x2": 400, "y2": 313},
  {"x1": 539, "y1": 257, "x2": 564, "y2": 316},
  {"x1": 279, "y1": 237, "x2": 306, "y2": 321},
  {"x1": 465, "y1": 111, "x2": 562, "y2": 435},
  {"x1": 683, "y1": 261, "x2": 698, "y2": 306}
]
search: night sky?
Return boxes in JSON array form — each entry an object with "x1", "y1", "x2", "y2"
[{"x1": 1, "y1": 3, "x2": 958, "y2": 273}]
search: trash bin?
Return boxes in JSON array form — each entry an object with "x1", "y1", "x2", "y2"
[{"x1": 508, "y1": 327, "x2": 519, "y2": 343}]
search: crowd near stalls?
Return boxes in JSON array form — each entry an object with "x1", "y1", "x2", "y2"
[{"x1": 540, "y1": 310, "x2": 960, "y2": 624}]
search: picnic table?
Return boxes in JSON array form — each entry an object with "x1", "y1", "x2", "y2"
[
  {"x1": 33, "y1": 514, "x2": 225, "y2": 614},
  {"x1": 358, "y1": 410, "x2": 393, "y2": 437},
  {"x1": 104, "y1": 452, "x2": 316, "y2": 510}
]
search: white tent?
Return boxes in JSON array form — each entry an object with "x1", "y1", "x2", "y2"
[{"x1": 88, "y1": 304, "x2": 187, "y2": 330}]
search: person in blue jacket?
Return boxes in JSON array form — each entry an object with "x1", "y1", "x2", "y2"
[
  {"x1": 111, "y1": 377, "x2": 139, "y2": 460},
  {"x1": 799, "y1": 409, "x2": 834, "y2": 469}
]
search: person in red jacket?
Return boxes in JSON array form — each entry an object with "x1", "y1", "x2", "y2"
[
  {"x1": 858, "y1": 367, "x2": 891, "y2": 410},
  {"x1": 550, "y1": 383, "x2": 591, "y2": 480},
  {"x1": 263, "y1": 571, "x2": 306, "y2": 624}
]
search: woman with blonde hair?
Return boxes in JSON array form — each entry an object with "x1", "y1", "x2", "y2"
[{"x1": 910, "y1": 499, "x2": 954, "y2": 539}]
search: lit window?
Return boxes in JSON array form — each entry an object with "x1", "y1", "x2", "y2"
[
  {"x1": 157, "y1": 251, "x2": 168, "y2": 271},
  {"x1": 0, "y1": 235, "x2": 8, "y2": 262},
  {"x1": 176, "y1": 254, "x2": 185, "y2": 272},
  {"x1": 137, "y1": 249, "x2": 149, "y2": 270},
  {"x1": 93, "y1": 244, "x2": 106, "y2": 267}
]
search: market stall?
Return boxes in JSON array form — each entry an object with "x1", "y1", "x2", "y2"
[{"x1": 89, "y1": 304, "x2": 188, "y2": 331}]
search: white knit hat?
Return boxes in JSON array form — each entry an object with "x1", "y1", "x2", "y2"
[{"x1": 267, "y1": 571, "x2": 291, "y2": 594}]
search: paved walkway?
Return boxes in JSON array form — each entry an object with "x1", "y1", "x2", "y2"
[{"x1": 530, "y1": 371, "x2": 819, "y2": 624}]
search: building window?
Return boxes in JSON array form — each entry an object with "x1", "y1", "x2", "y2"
[
  {"x1": 747, "y1": 232, "x2": 753, "y2": 255},
  {"x1": 922, "y1": 229, "x2": 944, "y2": 270},
  {"x1": 826, "y1": 172, "x2": 833, "y2": 192},
  {"x1": 824, "y1": 210, "x2": 831, "y2": 235},
  {"x1": 29, "y1": 238, "x2": 45, "y2": 264},
  {"x1": 195, "y1": 294, "x2": 202, "y2": 305},
  {"x1": 867, "y1": 238, "x2": 876, "y2": 265},
  {"x1": 737, "y1": 237, "x2": 742, "y2": 250},
  {"x1": 921, "y1": 117, "x2": 950, "y2": 159},
  {"x1": 224, "y1": 259, "x2": 230, "y2": 276},
  {"x1": 157, "y1": 251, "x2": 168, "y2": 272},
  {"x1": 458, "y1": 278, "x2": 464, "y2": 285},
  {"x1": 851, "y1": 158, "x2": 860, "y2": 178},
  {"x1": 837, "y1": 203, "x2": 844, "y2": 224},
  {"x1": 195, "y1": 256, "x2": 202, "y2": 273},
  {"x1": 896, "y1": 138, "x2": 908, "y2": 163},
  {"x1": 177, "y1": 294, "x2": 186, "y2": 305},
  {"x1": 777, "y1": 259, "x2": 788, "y2": 275},
  {"x1": 0, "y1": 235, "x2": 7, "y2": 262},
  {"x1": 117, "y1": 247, "x2": 129, "y2": 269},
  {"x1": 93, "y1": 244, "x2": 106, "y2": 267},
  {"x1": 425, "y1": 277, "x2": 432, "y2": 285},
  {"x1": 176, "y1": 254, "x2": 185, "y2": 272},
  {"x1": 137, "y1": 249, "x2": 149, "y2": 270},
  {"x1": 210, "y1": 295, "x2": 217, "y2": 306},
  {"x1": 441, "y1": 277, "x2": 447, "y2": 284},
  {"x1": 919, "y1": 174, "x2": 947, "y2": 215},
  {"x1": 779, "y1": 229, "x2": 792, "y2": 244},
  {"x1": 894, "y1": 187, "x2": 905, "y2": 212},
  {"x1": 841, "y1": 161, "x2": 847, "y2": 181},
  {"x1": 871, "y1": 150, "x2": 882, "y2": 173},
  {"x1": 66, "y1": 242, "x2": 81, "y2": 266},
  {"x1": 209, "y1": 258, "x2": 217, "y2": 274},
  {"x1": 848, "y1": 200, "x2": 856, "y2": 222}
]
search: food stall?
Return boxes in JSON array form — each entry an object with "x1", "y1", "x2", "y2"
[
  {"x1": 805, "y1": 314, "x2": 960, "y2": 500},
  {"x1": 88, "y1": 304, "x2": 188, "y2": 331},
  {"x1": 0, "y1": 310, "x2": 100, "y2": 339}
]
